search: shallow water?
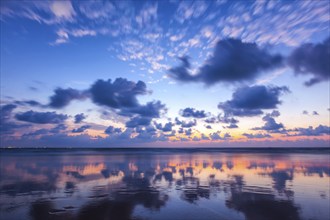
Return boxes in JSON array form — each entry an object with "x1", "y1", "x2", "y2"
[{"x1": 0, "y1": 149, "x2": 329, "y2": 220}]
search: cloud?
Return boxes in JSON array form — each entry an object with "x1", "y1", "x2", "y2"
[
  {"x1": 74, "y1": 113, "x2": 86, "y2": 123},
  {"x1": 293, "y1": 125, "x2": 330, "y2": 136},
  {"x1": 302, "y1": 110, "x2": 309, "y2": 115},
  {"x1": 175, "y1": 118, "x2": 197, "y2": 128},
  {"x1": 226, "y1": 123, "x2": 238, "y2": 129},
  {"x1": 205, "y1": 125, "x2": 212, "y2": 129},
  {"x1": 209, "y1": 131, "x2": 231, "y2": 140},
  {"x1": 184, "y1": 128, "x2": 192, "y2": 136},
  {"x1": 169, "y1": 38, "x2": 283, "y2": 85},
  {"x1": 78, "y1": 1, "x2": 115, "y2": 19},
  {"x1": 50, "y1": 1, "x2": 76, "y2": 21},
  {"x1": 52, "y1": 28, "x2": 98, "y2": 45},
  {"x1": 104, "y1": 126, "x2": 122, "y2": 135},
  {"x1": 126, "y1": 116, "x2": 152, "y2": 128},
  {"x1": 198, "y1": 38, "x2": 283, "y2": 84},
  {"x1": 168, "y1": 56, "x2": 195, "y2": 82},
  {"x1": 70, "y1": 29, "x2": 97, "y2": 37},
  {"x1": 0, "y1": 104, "x2": 30, "y2": 135},
  {"x1": 180, "y1": 107, "x2": 208, "y2": 118},
  {"x1": 49, "y1": 88, "x2": 87, "y2": 108},
  {"x1": 175, "y1": 1, "x2": 208, "y2": 23},
  {"x1": 135, "y1": 2, "x2": 158, "y2": 28},
  {"x1": 50, "y1": 124, "x2": 67, "y2": 133},
  {"x1": 15, "y1": 111, "x2": 68, "y2": 124},
  {"x1": 120, "y1": 101, "x2": 166, "y2": 118},
  {"x1": 23, "y1": 129, "x2": 49, "y2": 137},
  {"x1": 270, "y1": 110, "x2": 280, "y2": 117},
  {"x1": 218, "y1": 116, "x2": 239, "y2": 124},
  {"x1": 72, "y1": 125, "x2": 91, "y2": 133},
  {"x1": 312, "y1": 111, "x2": 319, "y2": 116},
  {"x1": 90, "y1": 78, "x2": 148, "y2": 109},
  {"x1": 288, "y1": 37, "x2": 330, "y2": 86},
  {"x1": 23, "y1": 124, "x2": 67, "y2": 137},
  {"x1": 53, "y1": 29, "x2": 69, "y2": 45},
  {"x1": 14, "y1": 100, "x2": 43, "y2": 107},
  {"x1": 48, "y1": 78, "x2": 165, "y2": 123},
  {"x1": 1, "y1": 104, "x2": 17, "y2": 123},
  {"x1": 154, "y1": 122, "x2": 174, "y2": 132},
  {"x1": 252, "y1": 114, "x2": 284, "y2": 132},
  {"x1": 242, "y1": 133, "x2": 272, "y2": 138},
  {"x1": 205, "y1": 117, "x2": 217, "y2": 124},
  {"x1": 218, "y1": 85, "x2": 289, "y2": 117},
  {"x1": 90, "y1": 78, "x2": 166, "y2": 124}
]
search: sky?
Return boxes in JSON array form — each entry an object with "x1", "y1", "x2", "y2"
[{"x1": 0, "y1": 0, "x2": 329, "y2": 148}]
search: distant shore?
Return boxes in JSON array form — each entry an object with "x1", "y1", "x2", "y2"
[{"x1": 1, "y1": 147, "x2": 329, "y2": 155}]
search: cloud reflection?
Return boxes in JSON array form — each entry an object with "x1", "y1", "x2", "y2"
[{"x1": 0, "y1": 150, "x2": 329, "y2": 220}]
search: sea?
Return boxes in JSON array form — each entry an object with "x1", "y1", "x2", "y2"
[{"x1": 0, "y1": 148, "x2": 329, "y2": 220}]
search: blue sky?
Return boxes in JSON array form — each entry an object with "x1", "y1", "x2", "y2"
[{"x1": 0, "y1": 0, "x2": 329, "y2": 148}]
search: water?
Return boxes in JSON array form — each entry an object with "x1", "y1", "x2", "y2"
[{"x1": 0, "y1": 148, "x2": 329, "y2": 220}]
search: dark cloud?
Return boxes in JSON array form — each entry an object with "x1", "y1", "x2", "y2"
[
  {"x1": 90, "y1": 78, "x2": 166, "y2": 124},
  {"x1": 50, "y1": 124, "x2": 67, "y2": 133},
  {"x1": 175, "y1": 118, "x2": 197, "y2": 128},
  {"x1": 302, "y1": 110, "x2": 308, "y2": 115},
  {"x1": 226, "y1": 123, "x2": 238, "y2": 129},
  {"x1": 154, "y1": 122, "x2": 174, "y2": 132},
  {"x1": 135, "y1": 125, "x2": 156, "y2": 135},
  {"x1": 242, "y1": 133, "x2": 272, "y2": 138},
  {"x1": 72, "y1": 125, "x2": 91, "y2": 133},
  {"x1": 138, "y1": 128, "x2": 167, "y2": 141},
  {"x1": 270, "y1": 110, "x2": 280, "y2": 117},
  {"x1": 205, "y1": 125, "x2": 212, "y2": 129},
  {"x1": 134, "y1": 127, "x2": 168, "y2": 142},
  {"x1": 15, "y1": 111, "x2": 68, "y2": 124},
  {"x1": 1, "y1": 104, "x2": 17, "y2": 122},
  {"x1": 288, "y1": 37, "x2": 330, "y2": 86},
  {"x1": 168, "y1": 56, "x2": 195, "y2": 82},
  {"x1": 205, "y1": 117, "x2": 217, "y2": 123},
  {"x1": 29, "y1": 86, "x2": 38, "y2": 91},
  {"x1": 169, "y1": 38, "x2": 283, "y2": 85},
  {"x1": 180, "y1": 107, "x2": 208, "y2": 118},
  {"x1": 74, "y1": 113, "x2": 86, "y2": 123},
  {"x1": 218, "y1": 85, "x2": 289, "y2": 117},
  {"x1": 312, "y1": 111, "x2": 319, "y2": 116},
  {"x1": 104, "y1": 126, "x2": 122, "y2": 135},
  {"x1": 201, "y1": 133, "x2": 209, "y2": 140},
  {"x1": 120, "y1": 101, "x2": 166, "y2": 118},
  {"x1": 49, "y1": 88, "x2": 87, "y2": 108},
  {"x1": 294, "y1": 125, "x2": 329, "y2": 136},
  {"x1": 223, "y1": 133, "x2": 232, "y2": 139},
  {"x1": 209, "y1": 131, "x2": 231, "y2": 140},
  {"x1": 22, "y1": 124, "x2": 67, "y2": 137},
  {"x1": 0, "y1": 104, "x2": 30, "y2": 135},
  {"x1": 218, "y1": 114, "x2": 239, "y2": 128},
  {"x1": 253, "y1": 114, "x2": 284, "y2": 131},
  {"x1": 218, "y1": 115, "x2": 239, "y2": 124},
  {"x1": 126, "y1": 116, "x2": 152, "y2": 128},
  {"x1": 23, "y1": 129, "x2": 49, "y2": 137},
  {"x1": 14, "y1": 100, "x2": 43, "y2": 107},
  {"x1": 184, "y1": 128, "x2": 192, "y2": 136},
  {"x1": 0, "y1": 122, "x2": 31, "y2": 135},
  {"x1": 90, "y1": 78, "x2": 147, "y2": 109}
]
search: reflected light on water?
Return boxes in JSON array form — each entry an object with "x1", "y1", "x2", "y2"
[{"x1": 0, "y1": 149, "x2": 329, "y2": 220}]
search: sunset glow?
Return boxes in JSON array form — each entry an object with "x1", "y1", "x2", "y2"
[{"x1": 1, "y1": 0, "x2": 329, "y2": 148}]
